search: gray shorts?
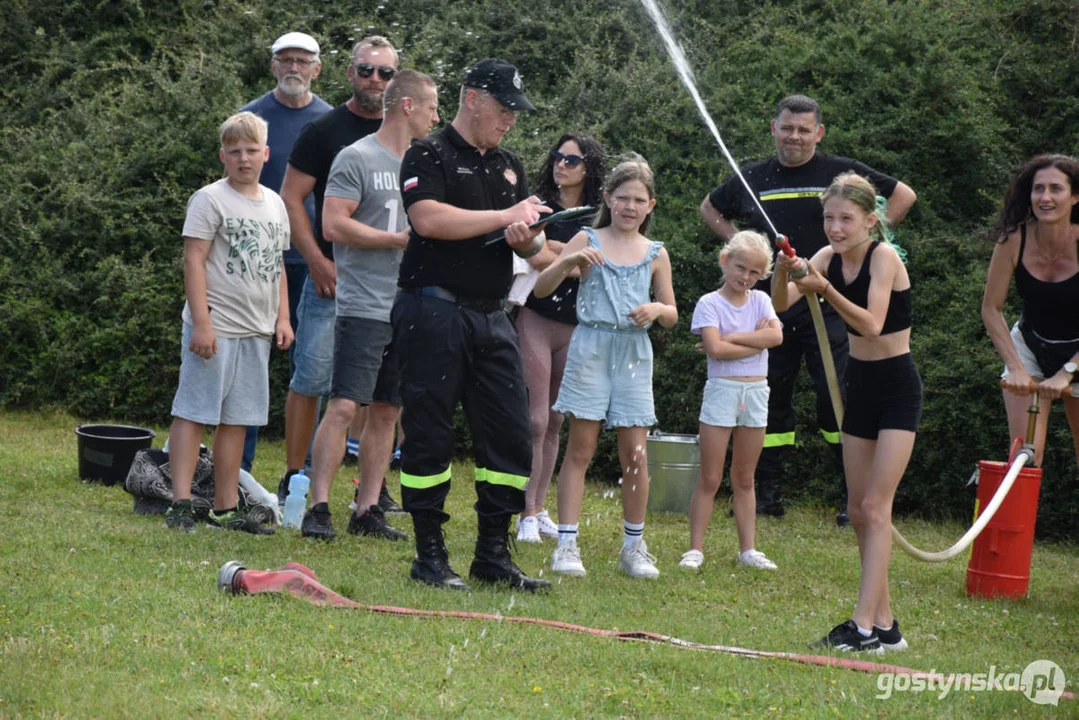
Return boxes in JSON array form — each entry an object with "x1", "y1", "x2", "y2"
[
  {"x1": 699, "y1": 377, "x2": 770, "y2": 428},
  {"x1": 171, "y1": 322, "x2": 271, "y2": 426},
  {"x1": 330, "y1": 316, "x2": 400, "y2": 406}
]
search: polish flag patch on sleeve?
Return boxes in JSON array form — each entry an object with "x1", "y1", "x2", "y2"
[{"x1": 403, "y1": 176, "x2": 419, "y2": 192}]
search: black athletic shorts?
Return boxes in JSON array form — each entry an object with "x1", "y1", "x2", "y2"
[{"x1": 842, "y1": 353, "x2": 922, "y2": 439}]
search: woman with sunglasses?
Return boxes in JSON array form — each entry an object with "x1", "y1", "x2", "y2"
[{"x1": 514, "y1": 133, "x2": 606, "y2": 543}]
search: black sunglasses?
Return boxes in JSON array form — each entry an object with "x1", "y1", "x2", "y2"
[
  {"x1": 354, "y1": 63, "x2": 397, "y2": 81},
  {"x1": 551, "y1": 150, "x2": 585, "y2": 168}
]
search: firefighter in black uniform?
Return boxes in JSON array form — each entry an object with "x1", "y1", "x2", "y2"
[
  {"x1": 700, "y1": 95, "x2": 917, "y2": 524},
  {"x1": 393, "y1": 59, "x2": 555, "y2": 591}
]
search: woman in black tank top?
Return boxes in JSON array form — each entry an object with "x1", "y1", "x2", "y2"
[
  {"x1": 512, "y1": 133, "x2": 605, "y2": 543},
  {"x1": 773, "y1": 172, "x2": 918, "y2": 654},
  {"x1": 982, "y1": 154, "x2": 1079, "y2": 469}
]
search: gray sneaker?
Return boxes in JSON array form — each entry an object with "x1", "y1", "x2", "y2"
[{"x1": 165, "y1": 500, "x2": 196, "y2": 532}]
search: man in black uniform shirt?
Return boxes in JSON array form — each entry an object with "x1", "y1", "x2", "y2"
[
  {"x1": 393, "y1": 59, "x2": 555, "y2": 592},
  {"x1": 700, "y1": 95, "x2": 917, "y2": 523}
]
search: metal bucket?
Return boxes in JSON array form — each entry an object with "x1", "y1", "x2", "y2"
[{"x1": 645, "y1": 432, "x2": 700, "y2": 514}]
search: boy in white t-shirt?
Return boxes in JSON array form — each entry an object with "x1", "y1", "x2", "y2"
[
  {"x1": 680, "y1": 231, "x2": 783, "y2": 570},
  {"x1": 164, "y1": 111, "x2": 293, "y2": 533}
]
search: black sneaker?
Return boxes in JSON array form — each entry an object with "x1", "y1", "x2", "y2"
[
  {"x1": 378, "y1": 480, "x2": 405, "y2": 514},
  {"x1": 348, "y1": 505, "x2": 407, "y2": 541},
  {"x1": 342, "y1": 449, "x2": 359, "y2": 468},
  {"x1": 809, "y1": 620, "x2": 883, "y2": 654},
  {"x1": 836, "y1": 509, "x2": 851, "y2": 527},
  {"x1": 165, "y1": 500, "x2": 196, "y2": 532},
  {"x1": 388, "y1": 446, "x2": 402, "y2": 471},
  {"x1": 208, "y1": 508, "x2": 275, "y2": 535},
  {"x1": 277, "y1": 470, "x2": 298, "y2": 510},
  {"x1": 301, "y1": 502, "x2": 336, "y2": 541},
  {"x1": 874, "y1": 619, "x2": 908, "y2": 652}
]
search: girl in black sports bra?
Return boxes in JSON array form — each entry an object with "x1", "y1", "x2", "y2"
[
  {"x1": 982, "y1": 154, "x2": 1079, "y2": 469},
  {"x1": 773, "y1": 171, "x2": 919, "y2": 655}
]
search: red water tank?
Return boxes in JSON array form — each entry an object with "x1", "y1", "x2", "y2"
[{"x1": 965, "y1": 460, "x2": 1042, "y2": 599}]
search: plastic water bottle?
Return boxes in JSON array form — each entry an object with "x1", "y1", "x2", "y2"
[{"x1": 281, "y1": 470, "x2": 309, "y2": 529}]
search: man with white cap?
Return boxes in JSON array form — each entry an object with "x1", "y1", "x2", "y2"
[
  {"x1": 278, "y1": 36, "x2": 403, "y2": 523},
  {"x1": 238, "y1": 32, "x2": 332, "y2": 471}
]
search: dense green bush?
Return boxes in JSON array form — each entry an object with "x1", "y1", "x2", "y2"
[{"x1": 2, "y1": 0, "x2": 1077, "y2": 538}]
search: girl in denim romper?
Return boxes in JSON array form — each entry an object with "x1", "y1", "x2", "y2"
[{"x1": 533, "y1": 157, "x2": 678, "y2": 579}]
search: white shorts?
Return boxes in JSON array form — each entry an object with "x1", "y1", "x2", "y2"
[
  {"x1": 1000, "y1": 322, "x2": 1043, "y2": 380},
  {"x1": 171, "y1": 323, "x2": 271, "y2": 426},
  {"x1": 1001, "y1": 321, "x2": 1079, "y2": 393},
  {"x1": 699, "y1": 378, "x2": 769, "y2": 428}
]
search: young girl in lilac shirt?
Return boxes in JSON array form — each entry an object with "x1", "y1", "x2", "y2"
[{"x1": 680, "y1": 231, "x2": 782, "y2": 571}]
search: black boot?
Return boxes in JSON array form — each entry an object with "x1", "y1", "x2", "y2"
[
  {"x1": 830, "y1": 442, "x2": 850, "y2": 527},
  {"x1": 755, "y1": 472, "x2": 785, "y2": 517},
  {"x1": 409, "y1": 512, "x2": 470, "y2": 591},
  {"x1": 469, "y1": 514, "x2": 551, "y2": 592},
  {"x1": 836, "y1": 492, "x2": 851, "y2": 527}
]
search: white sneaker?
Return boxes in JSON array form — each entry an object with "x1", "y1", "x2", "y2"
[
  {"x1": 679, "y1": 549, "x2": 704, "y2": 569},
  {"x1": 737, "y1": 548, "x2": 777, "y2": 570},
  {"x1": 619, "y1": 539, "x2": 660, "y2": 579},
  {"x1": 551, "y1": 540, "x2": 587, "y2": 577},
  {"x1": 516, "y1": 515, "x2": 541, "y2": 543},
  {"x1": 535, "y1": 510, "x2": 559, "y2": 539}
]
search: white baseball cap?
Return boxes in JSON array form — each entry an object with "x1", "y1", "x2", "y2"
[{"x1": 271, "y1": 32, "x2": 320, "y2": 56}]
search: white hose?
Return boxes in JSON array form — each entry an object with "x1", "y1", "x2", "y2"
[{"x1": 892, "y1": 448, "x2": 1034, "y2": 562}]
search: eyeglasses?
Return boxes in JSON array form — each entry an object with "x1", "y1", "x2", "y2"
[
  {"x1": 551, "y1": 150, "x2": 585, "y2": 169},
  {"x1": 354, "y1": 63, "x2": 397, "y2": 81},
  {"x1": 274, "y1": 56, "x2": 317, "y2": 68}
]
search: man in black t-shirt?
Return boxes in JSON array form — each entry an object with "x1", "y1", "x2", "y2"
[
  {"x1": 700, "y1": 95, "x2": 917, "y2": 523},
  {"x1": 277, "y1": 37, "x2": 400, "y2": 526},
  {"x1": 393, "y1": 59, "x2": 555, "y2": 592}
]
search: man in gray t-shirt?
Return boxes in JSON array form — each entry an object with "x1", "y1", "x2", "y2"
[
  {"x1": 299, "y1": 70, "x2": 441, "y2": 541},
  {"x1": 326, "y1": 134, "x2": 406, "y2": 321}
]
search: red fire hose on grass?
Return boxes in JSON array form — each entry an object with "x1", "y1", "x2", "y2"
[{"x1": 216, "y1": 560, "x2": 1074, "y2": 699}]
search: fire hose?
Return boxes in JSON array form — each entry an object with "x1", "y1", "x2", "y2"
[{"x1": 216, "y1": 559, "x2": 1075, "y2": 699}]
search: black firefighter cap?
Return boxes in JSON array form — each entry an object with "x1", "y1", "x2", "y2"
[{"x1": 462, "y1": 58, "x2": 536, "y2": 111}]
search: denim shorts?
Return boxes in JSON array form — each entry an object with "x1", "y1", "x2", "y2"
[
  {"x1": 289, "y1": 275, "x2": 336, "y2": 397},
  {"x1": 553, "y1": 324, "x2": 655, "y2": 428},
  {"x1": 699, "y1": 378, "x2": 770, "y2": 428},
  {"x1": 330, "y1": 316, "x2": 400, "y2": 406},
  {"x1": 171, "y1": 322, "x2": 270, "y2": 426}
]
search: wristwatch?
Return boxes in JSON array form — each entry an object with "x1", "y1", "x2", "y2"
[{"x1": 1064, "y1": 361, "x2": 1078, "y2": 377}]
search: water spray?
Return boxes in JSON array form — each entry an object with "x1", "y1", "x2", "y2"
[{"x1": 637, "y1": 0, "x2": 779, "y2": 239}]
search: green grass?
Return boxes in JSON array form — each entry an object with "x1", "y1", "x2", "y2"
[{"x1": 1, "y1": 409, "x2": 1076, "y2": 718}]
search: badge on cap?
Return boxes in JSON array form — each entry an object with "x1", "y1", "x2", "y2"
[
  {"x1": 503, "y1": 168, "x2": 517, "y2": 186},
  {"x1": 513, "y1": 70, "x2": 523, "y2": 90}
]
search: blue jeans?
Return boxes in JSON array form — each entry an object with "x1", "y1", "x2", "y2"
[{"x1": 289, "y1": 275, "x2": 336, "y2": 397}]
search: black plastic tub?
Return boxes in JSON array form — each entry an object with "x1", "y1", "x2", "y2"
[{"x1": 75, "y1": 424, "x2": 156, "y2": 486}]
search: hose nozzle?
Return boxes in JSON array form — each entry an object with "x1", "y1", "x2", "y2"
[{"x1": 775, "y1": 234, "x2": 808, "y2": 278}]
